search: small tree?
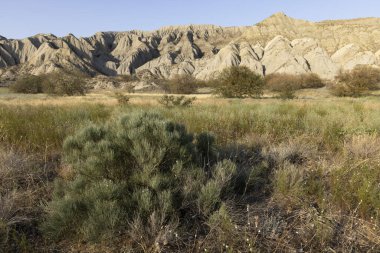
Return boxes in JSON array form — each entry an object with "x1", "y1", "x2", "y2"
[{"x1": 215, "y1": 66, "x2": 264, "y2": 98}]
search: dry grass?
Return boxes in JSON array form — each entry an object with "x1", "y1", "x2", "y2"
[
  {"x1": 1, "y1": 90, "x2": 380, "y2": 252},
  {"x1": 0, "y1": 147, "x2": 57, "y2": 252},
  {"x1": 1, "y1": 87, "x2": 380, "y2": 107}
]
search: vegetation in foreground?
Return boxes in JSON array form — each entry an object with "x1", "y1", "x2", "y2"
[{"x1": 0, "y1": 97, "x2": 380, "y2": 252}]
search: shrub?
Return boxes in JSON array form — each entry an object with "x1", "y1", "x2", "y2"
[
  {"x1": 215, "y1": 66, "x2": 264, "y2": 98},
  {"x1": 42, "y1": 112, "x2": 236, "y2": 246},
  {"x1": 196, "y1": 160, "x2": 237, "y2": 216},
  {"x1": 299, "y1": 73, "x2": 325, "y2": 89},
  {"x1": 42, "y1": 70, "x2": 89, "y2": 96},
  {"x1": 9, "y1": 75, "x2": 44, "y2": 94},
  {"x1": 206, "y1": 203, "x2": 237, "y2": 245},
  {"x1": 265, "y1": 73, "x2": 325, "y2": 99},
  {"x1": 330, "y1": 66, "x2": 380, "y2": 97},
  {"x1": 161, "y1": 74, "x2": 200, "y2": 94},
  {"x1": 9, "y1": 71, "x2": 89, "y2": 96},
  {"x1": 265, "y1": 74, "x2": 299, "y2": 99},
  {"x1": 158, "y1": 95, "x2": 196, "y2": 107}
]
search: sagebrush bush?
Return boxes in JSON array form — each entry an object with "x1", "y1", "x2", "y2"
[
  {"x1": 331, "y1": 65, "x2": 380, "y2": 97},
  {"x1": 215, "y1": 66, "x2": 264, "y2": 98},
  {"x1": 206, "y1": 203, "x2": 237, "y2": 246},
  {"x1": 42, "y1": 112, "x2": 236, "y2": 247}
]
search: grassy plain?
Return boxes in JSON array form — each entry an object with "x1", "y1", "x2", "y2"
[{"x1": 1, "y1": 89, "x2": 380, "y2": 252}]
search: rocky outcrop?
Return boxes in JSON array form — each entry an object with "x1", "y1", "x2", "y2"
[
  {"x1": 291, "y1": 38, "x2": 338, "y2": 79},
  {"x1": 24, "y1": 39, "x2": 97, "y2": 75},
  {"x1": 1, "y1": 13, "x2": 380, "y2": 82},
  {"x1": 331, "y1": 44, "x2": 377, "y2": 70},
  {"x1": 262, "y1": 36, "x2": 310, "y2": 75},
  {"x1": 0, "y1": 45, "x2": 16, "y2": 68}
]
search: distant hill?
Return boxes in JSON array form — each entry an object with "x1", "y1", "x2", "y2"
[{"x1": 1, "y1": 13, "x2": 380, "y2": 81}]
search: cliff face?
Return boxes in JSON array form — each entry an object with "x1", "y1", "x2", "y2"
[{"x1": 1, "y1": 13, "x2": 380, "y2": 81}]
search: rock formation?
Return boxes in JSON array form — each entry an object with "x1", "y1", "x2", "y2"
[{"x1": 1, "y1": 13, "x2": 380, "y2": 83}]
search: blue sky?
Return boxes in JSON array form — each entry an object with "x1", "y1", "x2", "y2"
[{"x1": 1, "y1": 0, "x2": 380, "y2": 39}]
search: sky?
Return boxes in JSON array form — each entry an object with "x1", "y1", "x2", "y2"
[{"x1": 1, "y1": 0, "x2": 380, "y2": 39}]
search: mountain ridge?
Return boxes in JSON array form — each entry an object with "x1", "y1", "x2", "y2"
[{"x1": 1, "y1": 13, "x2": 380, "y2": 82}]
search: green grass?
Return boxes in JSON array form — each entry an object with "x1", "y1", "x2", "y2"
[
  {"x1": 1, "y1": 99, "x2": 380, "y2": 153},
  {"x1": 0, "y1": 103, "x2": 112, "y2": 153}
]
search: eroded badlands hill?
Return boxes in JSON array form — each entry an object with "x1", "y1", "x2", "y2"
[{"x1": 1, "y1": 13, "x2": 380, "y2": 81}]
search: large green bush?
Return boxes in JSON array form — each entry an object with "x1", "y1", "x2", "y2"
[
  {"x1": 215, "y1": 66, "x2": 264, "y2": 98},
  {"x1": 42, "y1": 112, "x2": 236, "y2": 247}
]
